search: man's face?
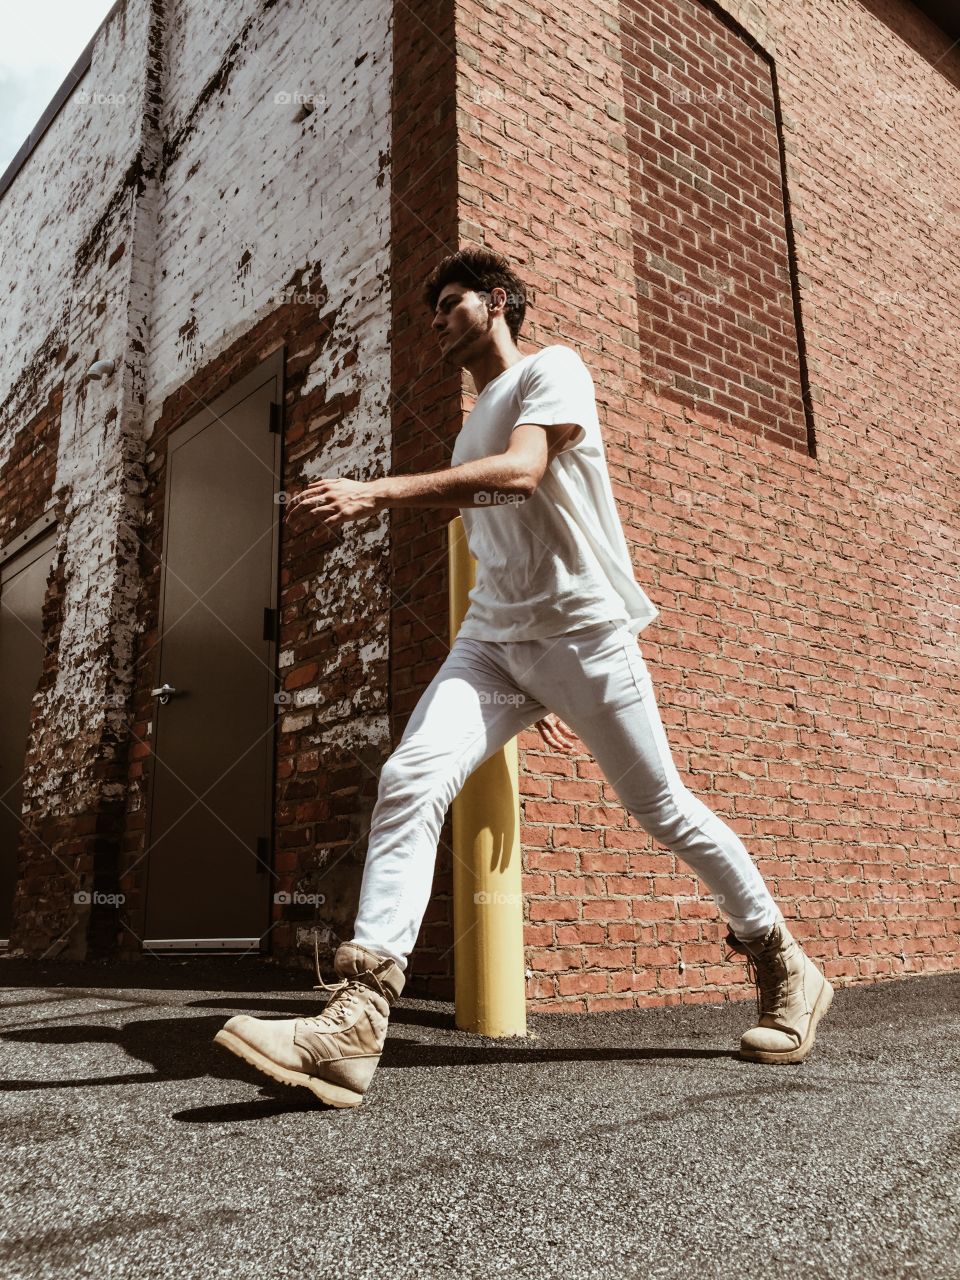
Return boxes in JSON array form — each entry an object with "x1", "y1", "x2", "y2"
[{"x1": 432, "y1": 283, "x2": 502, "y2": 361}]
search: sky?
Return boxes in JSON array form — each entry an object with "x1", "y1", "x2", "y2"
[{"x1": 0, "y1": 0, "x2": 116, "y2": 176}]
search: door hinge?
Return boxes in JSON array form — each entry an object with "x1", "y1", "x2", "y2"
[
  {"x1": 263, "y1": 606, "x2": 279, "y2": 642},
  {"x1": 269, "y1": 401, "x2": 282, "y2": 434},
  {"x1": 255, "y1": 836, "x2": 270, "y2": 873}
]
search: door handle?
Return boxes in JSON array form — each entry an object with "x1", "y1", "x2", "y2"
[{"x1": 151, "y1": 683, "x2": 177, "y2": 705}]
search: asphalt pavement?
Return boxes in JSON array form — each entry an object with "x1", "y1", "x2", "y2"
[{"x1": 1, "y1": 955, "x2": 957, "y2": 1280}]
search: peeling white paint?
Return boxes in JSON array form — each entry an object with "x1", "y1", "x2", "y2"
[
  {"x1": 316, "y1": 697, "x2": 353, "y2": 725},
  {"x1": 281, "y1": 712, "x2": 314, "y2": 734},
  {"x1": 0, "y1": 0, "x2": 394, "y2": 827},
  {"x1": 359, "y1": 637, "x2": 387, "y2": 666},
  {"x1": 309, "y1": 712, "x2": 390, "y2": 753}
]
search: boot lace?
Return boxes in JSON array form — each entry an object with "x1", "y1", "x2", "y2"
[
  {"x1": 725, "y1": 927, "x2": 788, "y2": 1021},
  {"x1": 746, "y1": 951, "x2": 789, "y2": 1020},
  {"x1": 303, "y1": 933, "x2": 389, "y2": 1030}
]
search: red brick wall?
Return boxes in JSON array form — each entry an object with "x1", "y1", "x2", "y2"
[
  {"x1": 0, "y1": 382, "x2": 63, "y2": 550},
  {"x1": 386, "y1": 0, "x2": 462, "y2": 997},
  {"x1": 450, "y1": 0, "x2": 960, "y2": 1009},
  {"x1": 622, "y1": 0, "x2": 810, "y2": 453}
]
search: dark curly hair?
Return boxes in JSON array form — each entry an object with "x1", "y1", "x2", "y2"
[{"x1": 422, "y1": 247, "x2": 530, "y2": 343}]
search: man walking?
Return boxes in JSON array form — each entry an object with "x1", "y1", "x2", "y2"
[{"x1": 215, "y1": 247, "x2": 833, "y2": 1107}]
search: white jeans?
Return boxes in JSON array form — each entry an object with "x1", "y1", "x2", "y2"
[{"x1": 350, "y1": 619, "x2": 779, "y2": 970}]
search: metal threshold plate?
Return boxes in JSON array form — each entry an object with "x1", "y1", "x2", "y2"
[{"x1": 143, "y1": 938, "x2": 263, "y2": 952}]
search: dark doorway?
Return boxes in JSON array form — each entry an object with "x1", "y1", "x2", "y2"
[
  {"x1": 0, "y1": 519, "x2": 57, "y2": 942},
  {"x1": 143, "y1": 349, "x2": 284, "y2": 950}
]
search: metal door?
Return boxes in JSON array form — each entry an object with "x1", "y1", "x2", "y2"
[
  {"x1": 0, "y1": 519, "x2": 57, "y2": 942},
  {"x1": 143, "y1": 350, "x2": 284, "y2": 949}
]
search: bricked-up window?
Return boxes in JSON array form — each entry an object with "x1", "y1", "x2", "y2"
[{"x1": 622, "y1": 0, "x2": 811, "y2": 453}]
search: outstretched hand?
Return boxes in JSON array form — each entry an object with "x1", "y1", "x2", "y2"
[
  {"x1": 283, "y1": 477, "x2": 383, "y2": 533},
  {"x1": 534, "y1": 712, "x2": 579, "y2": 752}
]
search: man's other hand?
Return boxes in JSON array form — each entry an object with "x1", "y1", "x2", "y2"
[
  {"x1": 534, "y1": 713, "x2": 579, "y2": 752},
  {"x1": 283, "y1": 477, "x2": 384, "y2": 530}
]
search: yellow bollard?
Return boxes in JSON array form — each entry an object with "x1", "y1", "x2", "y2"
[{"x1": 447, "y1": 516, "x2": 527, "y2": 1037}]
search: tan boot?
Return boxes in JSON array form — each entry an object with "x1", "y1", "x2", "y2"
[
  {"x1": 214, "y1": 940, "x2": 405, "y2": 1107},
  {"x1": 725, "y1": 919, "x2": 834, "y2": 1064}
]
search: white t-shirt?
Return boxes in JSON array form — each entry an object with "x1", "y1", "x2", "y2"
[{"x1": 449, "y1": 343, "x2": 660, "y2": 642}]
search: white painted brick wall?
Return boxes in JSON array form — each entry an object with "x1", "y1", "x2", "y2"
[
  {"x1": 143, "y1": 0, "x2": 393, "y2": 757},
  {"x1": 0, "y1": 0, "x2": 393, "y2": 820},
  {"x1": 0, "y1": 3, "x2": 151, "y2": 471}
]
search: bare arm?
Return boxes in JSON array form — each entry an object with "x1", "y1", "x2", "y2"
[
  {"x1": 283, "y1": 421, "x2": 580, "y2": 528},
  {"x1": 368, "y1": 421, "x2": 581, "y2": 510},
  {"x1": 368, "y1": 453, "x2": 533, "y2": 509}
]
